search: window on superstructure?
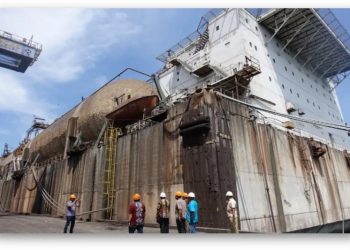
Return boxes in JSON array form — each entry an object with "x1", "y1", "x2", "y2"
[
  {"x1": 307, "y1": 99, "x2": 310, "y2": 103},
  {"x1": 273, "y1": 58, "x2": 276, "y2": 63},
  {"x1": 246, "y1": 18, "x2": 249, "y2": 23},
  {"x1": 276, "y1": 42, "x2": 279, "y2": 47},
  {"x1": 254, "y1": 45, "x2": 257, "y2": 51},
  {"x1": 285, "y1": 66, "x2": 288, "y2": 71},
  {"x1": 255, "y1": 26, "x2": 258, "y2": 31},
  {"x1": 216, "y1": 26, "x2": 220, "y2": 31},
  {"x1": 297, "y1": 93, "x2": 300, "y2": 98},
  {"x1": 318, "y1": 105, "x2": 321, "y2": 110},
  {"x1": 313, "y1": 102, "x2": 315, "y2": 107},
  {"x1": 328, "y1": 111, "x2": 331, "y2": 116},
  {"x1": 292, "y1": 72, "x2": 294, "y2": 76},
  {"x1": 249, "y1": 42, "x2": 252, "y2": 47},
  {"x1": 282, "y1": 84, "x2": 285, "y2": 89},
  {"x1": 310, "y1": 84, "x2": 313, "y2": 88},
  {"x1": 290, "y1": 89, "x2": 293, "y2": 94},
  {"x1": 301, "y1": 78, "x2": 304, "y2": 83},
  {"x1": 269, "y1": 76, "x2": 272, "y2": 82}
]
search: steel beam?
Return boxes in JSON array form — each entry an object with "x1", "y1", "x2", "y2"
[
  {"x1": 265, "y1": 9, "x2": 298, "y2": 45},
  {"x1": 282, "y1": 14, "x2": 312, "y2": 51}
]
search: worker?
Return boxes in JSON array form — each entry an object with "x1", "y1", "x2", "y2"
[
  {"x1": 175, "y1": 191, "x2": 186, "y2": 233},
  {"x1": 181, "y1": 192, "x2": 188, "y2": 233},
  {"x1": 63, "y1": 194, "x2": 80, "y2": 233},
  {"x1": 129, "y1": 193, "x2": 146, "y2": 233},
  {"x1": 226, "y1": 191, "x2": 238, "y2": 233},
  {"x1": 156, "y1": 192, "x2": 170, "y2": 233},
  {"x1": 186, "y1": 192, "x2": 198, "y2": 233}
]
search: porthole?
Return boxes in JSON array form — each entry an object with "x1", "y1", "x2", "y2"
[
  {"x1": 273, "y1": 58, "x2": 276, "y2": 63},
  {"x1": 290, "y1": 89, "x2": 293, "y2": 94},
  {"x1": 285, "y1": 66, "x2": 288, "y2": 71},
  {"x1": 282, "y1": 84, "x2": 285, "y2": 89}
]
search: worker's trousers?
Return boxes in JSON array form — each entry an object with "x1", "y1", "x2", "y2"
[
  {"x1": 64, "y1": 216, "x2": 76, "y2": 233},
  {"x1": 159, "y1": 218, "x2": 169, "y2": 233},
  {"x1": 229, "y1": 217, "x2": 239, "y2": 233},
  {"x1": 188, "y1": 223, "x2": 197, "y2": 233},
  {"x1": 176, "y1": 218, "x2": 186, "y2": 233},
  {"x1": 129, "y1": 224, "x2": 144, "y2": 233}
]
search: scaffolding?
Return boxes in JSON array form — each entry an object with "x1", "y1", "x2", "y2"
[{"x1": 103, "y1": 124, "x2": 120, "y2": 220}]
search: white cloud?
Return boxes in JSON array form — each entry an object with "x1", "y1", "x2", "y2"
[
  {"x1": 0, "y1": 72, "x2": 55, "y2": 119},
  {"x1": 0, "y1": 9, "x2": 141, "y2": 83}
]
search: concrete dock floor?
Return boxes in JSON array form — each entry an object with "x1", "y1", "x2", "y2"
[{"x1": 0, "y1": 212, "x2": 178, "y2": 233}]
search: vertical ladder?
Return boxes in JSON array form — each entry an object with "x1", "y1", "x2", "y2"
[{"x1": 103, "y1": 126, "x2": 120, "y2": 220}]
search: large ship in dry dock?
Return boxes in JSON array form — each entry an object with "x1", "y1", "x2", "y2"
[{"x1": 1, "y1": 8, "x2": 350, "y2": 233}]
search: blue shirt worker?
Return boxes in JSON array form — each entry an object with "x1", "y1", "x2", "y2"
[
  {"x1": 186, "y1": 192, "x2": 198, "y2": 233},
  {"x1": 63, "y1": 194, "x2": 80, "y2": 233}
]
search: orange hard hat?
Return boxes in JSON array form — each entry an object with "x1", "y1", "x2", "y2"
[
  {"x1": 69, "y1": 194, "x2": 76, "y2": 199},
  {"x1": 182, "y1": 192, "x2": 188, "y2": 198},
  {"x1": 175, "y1": 191, "x2": 182, "y2": 197},
  {"x1": 133, "y1": 193, "x2": 141, "y2": 201}
]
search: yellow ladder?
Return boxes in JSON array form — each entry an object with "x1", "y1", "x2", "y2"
[{"x1": 103, "y1": 126, "x2": 120, "y2": 220}]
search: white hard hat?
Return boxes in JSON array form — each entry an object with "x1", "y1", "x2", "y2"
[
  {"x1": 188, "y1": 192, "x2": 195, "y2": 198},
  {"x1": 226, "y1": 191, "x2": 233, "y2": 197},
  {"x1": 160, "y1": 192, "x2": 166, "y2": 198}
]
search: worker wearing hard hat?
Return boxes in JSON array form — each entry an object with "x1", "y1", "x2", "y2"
[
  {"x1": 175, "y1": 191, "x2": 186, "y2": 233},
  {"x1": 63, "y1": 194, "x2": 80, "y2": 233},
  {"x1": 182, "y1": 192, "x2": 189, "y2": 233},
  {"x1": 129, "y1": 193, "x2": 146, "y2": 233},
  {"x1": 186, "y1": 192, "x2": 198, "y2": 233},
  {"x1": 156, "y1": 192, "x2": 170, "y2": 233},
  {"x1": 226, "y1": 191, "x2": 238, "y2": 233}
]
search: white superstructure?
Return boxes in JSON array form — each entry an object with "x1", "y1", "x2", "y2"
[{"x1": 155, "y1": 8, "x2": 350, "y2": 149}]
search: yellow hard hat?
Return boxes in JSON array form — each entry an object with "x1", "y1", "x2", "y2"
[
  {"x1": 175, "y1": 191, "x2": 182, "y2": 197},
  {"x1": 133, "y1": 193, "x2": 141, "y2": 201},
  {"x1": 182, "y1": 192, "x2": 188, "y2": 198},
  {"x1": 69, "y1": 194, "x2": 76, "y2": 199}
]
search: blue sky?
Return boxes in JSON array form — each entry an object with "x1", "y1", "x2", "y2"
[{"x1": 0, "y1": 8, "x2": 349, "y2": 151}]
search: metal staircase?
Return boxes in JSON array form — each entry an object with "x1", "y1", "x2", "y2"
[
  {"x1": 103, "y1": 126, "x2": 120, "y2": 220},
  {"x1": 194, "y1": 27, "x2": 209, "y2": 54}
]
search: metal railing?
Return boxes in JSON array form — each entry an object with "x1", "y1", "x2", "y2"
[
  {"x1": 156, "y1": 8, "x2": 227, "y2": 63},
  {"x1": 0, "y1": 29, "x2": 42, "y2": 50}
]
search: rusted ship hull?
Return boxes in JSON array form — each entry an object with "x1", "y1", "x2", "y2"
[{"x1": 1, "y1": 90, "x2": 350, "y2": 233}]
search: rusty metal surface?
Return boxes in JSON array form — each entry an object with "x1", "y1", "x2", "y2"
[
  {"x1": 106, "y1": 95, "x2": 159, "y2": 128},
  {"x1": 1, "y1": 88, "x2": 350, "y2": 232}
]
